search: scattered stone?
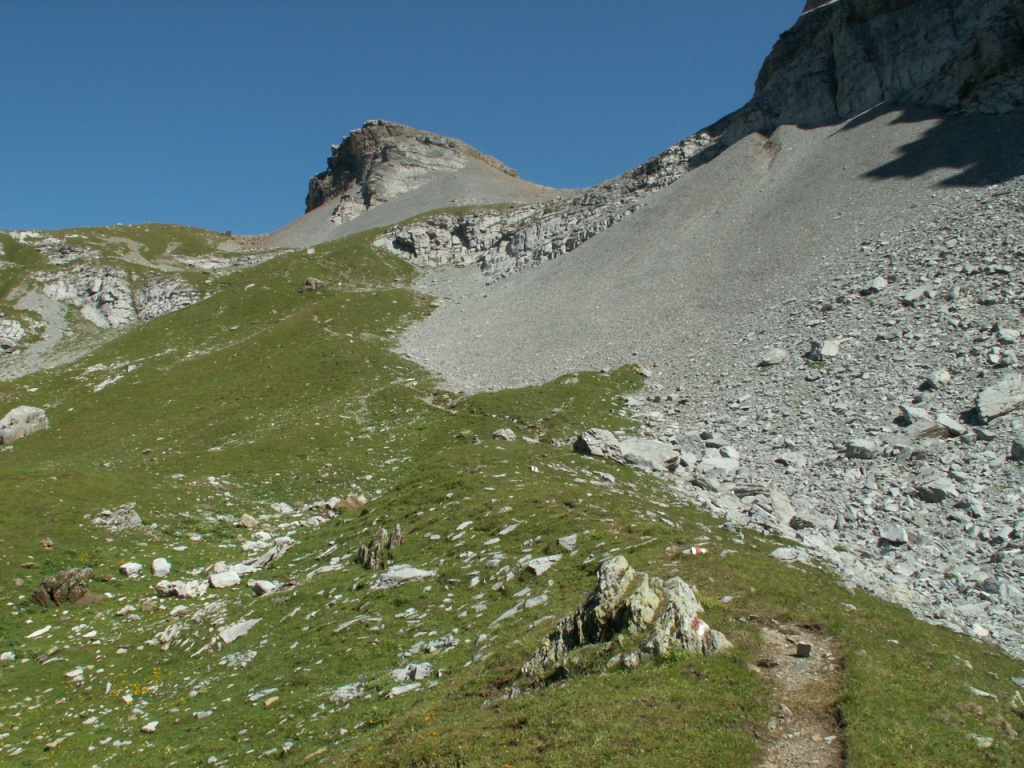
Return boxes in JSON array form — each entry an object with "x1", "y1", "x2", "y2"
[
  {"x1": 237, "y1": 513, "x2": 258, "y2": 529},
  {"x1": 492, "y1": 427, "x2": 516, "y2": 441},
  {"x1": 808, "y1": 339, "x2": 840, "y2": 361},
  {"x1": 120, "y1": 562, "x2": 143, "y2": 578},
  {"x1": 845, "y1": 439, "x2": 879, "y2": 460},
  {"x1": 619, "y1": 437, "x2": 679, "y2": 472},
  {"x1": 219, "y1": 618, "x2": 261, "y2": 644},
  {"x1": 0, "y1": 651, "x2": 15, "y2": 661},
  {"x1": 0, "y1": 406, "x2": 48, "y2": 444},
  {"x1": 151, "y1": 558, "x2": 172, "y2": 578},
  {"x1": 558, "y1": 534, "x2": 578, "y2": 550},
  {"x1": 860, "y1": 276, "x2": 888, "y2": 295},
  {"x1": 574, "y1": 428, "x2": 623, "y2": 461},
  {"x1": 30, "y1": 568, "x2": 94, "y2": 607},
  {"x1": 91, "y1": 502, "x2": 143, "y2": 531},
  {"x1": 357, "y1": 524, "x2": 403, "y2": 571},
  {"x1": 369, "y1": 564, "x2": 436, "y2": 591},
  {"x1": 209, "y1": 570, "x2": 241, "y2": 589},
  {"x1": 976, "y1": 374, "x2": 1024, "y2": 423},
  {"x1": 141, "y1": 721, "x2": 158, "y2": 734},
  {"x1": 759, "y1": 348, "x2": 788, "y2": 367},
  {"x1": 252, "y1": 580, "x2": 279, "y2": 596},
  {"x1": 155, "y1": 579, "x2": 208, "y2": 599},
  {"x1": 521, "y1": 556, "x2": 730, "y2": 678},
  {"x1": 300, "y1": 277, "x2": 326, "y2": 293},
  {"x1": 523, "y1": 555, "x2": 562, "y2": 576}
]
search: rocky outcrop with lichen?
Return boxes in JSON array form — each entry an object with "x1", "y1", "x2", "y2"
[{"x1": 520, "y1": 556, "x2": 730, "y2": 679}]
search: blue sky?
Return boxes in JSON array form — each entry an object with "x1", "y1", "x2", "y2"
[{"x1": 1, "y1": 1, "x2": 801, "y2": 235}]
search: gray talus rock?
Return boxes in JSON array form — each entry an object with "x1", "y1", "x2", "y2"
[
  {"x1": 574, "y1": 428, "x2": 623, "y2": 461},
  {"x1": 977, "y1": 374, "x2": 1024, "y2": 423},
  {"x1": 916, "y1": 471, "x2": 959, "y2": 503},
  {"x1": 42, "y1": 265, "x2": 137, "y2": 328},
  {"x1": 368, "y1": 564, "x2": 436, "y2": 591},
  {"x1": 0, "y1": 406, "x2": 48, "y2": 444},
  {"x1": 846, "y1": 439, "x2": 879, "y2": 460},
  {"x1": 520, "y1": 556, "x2": 729, "y2": 678},
  {"x1": 618, "y1": 437, "x2": 679, "y2": 472},
  {"x1": 900, "y1": 405, "x2": 949, "y2": 440},
  {"x1": 30, "y1": 568, "x2": 94, "y2": 607},
  {"x1": 0, "y1": 318, "x2": 25, "y2": 353},
  {"x1": 134, "y1": 276, "x2": 202, "y2": 321},
  {"x1": 759, "y1": 348, "x2": 789, "y2": 367},
  {"x1": 808, "y1": 339, "x2": 841, "y2": 360},
  {"x1": 90, "y1": 502, "x2": 142, "y2": 531}
]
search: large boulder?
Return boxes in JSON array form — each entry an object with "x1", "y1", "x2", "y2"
[
  {"x1": 618, "y1": 437, "x2": 679, "y2": 472},
  {"x1": 0, "y1": 318, "x2": 26, "y2": 353},
  {"x1": 573, "y1": 428, "x2": 623, "y2": 462},
  {"x1": 0, "y1": 406, "x2": 48, "y2": 444},
  {"x1": 521, "y1": 556, "x2": 730, "y2": 678},
  {"x1": 976, "y1": 374, "x2": 1024, "y2": 423},
  {"x1": 91, "y1": 502, "x2": 143, "y2": 532},
  {"x1": 30, "y1": 568, "x2": 94, "y2": 607}
]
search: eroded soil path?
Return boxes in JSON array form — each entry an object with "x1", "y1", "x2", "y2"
[{"x1": 755, "y1": 621, "x2": 845, "y2": 768}]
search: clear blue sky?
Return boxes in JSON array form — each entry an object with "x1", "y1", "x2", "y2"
[{"x1": 0, "y1": 1, "x2": 801, "y2": 235}]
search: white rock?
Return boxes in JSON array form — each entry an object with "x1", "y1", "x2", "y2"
[
  {"x1": 759, "y1": 348, "x2": 788, "y2": 366},
  {"x1": 523, "y1": 555, "x2": 562, "y2": 576},
  {"x1": 141, "y1": 721, "x2": 158, "y2": 733},
  {"x1": 120, "y1": 562, "x2": 144, "y2": 578},
  {"x1": 558, "y1": 534, "x2": 578, "y2": 550},
  {"x1": 0, "y1": 406, "x2": 48, "y2": 445},
  {"x1": 369, "y1": 564, "x2": 436, "y2": 591},
  {"x1": 252, "y1": 580, "x2": 279, "y2": 596},
  {"x1": 209, "y1": 570, "x2": 241, "y2": 589},
  {"x1": 219, "y1": 618, "x2": 261, "y2": 644},
  {"x1": 151, "y1": 558, "x2": 171, "y2": 578}
]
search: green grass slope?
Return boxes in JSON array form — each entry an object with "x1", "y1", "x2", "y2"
[{"x1": 0, "y1": 227, "x2": 1022, "y2": 767}]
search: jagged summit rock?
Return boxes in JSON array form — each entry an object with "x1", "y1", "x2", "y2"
[
  {"x1": 305, "y1": 120, "x2": 519, "y2": 214},
  {"x1": 266, "y1": 120, "x2": 562, "y2": 249}
]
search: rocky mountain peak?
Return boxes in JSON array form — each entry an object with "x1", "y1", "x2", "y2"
[{"x1": 304, "y1": 120, "x2": 519, "y2": 219}]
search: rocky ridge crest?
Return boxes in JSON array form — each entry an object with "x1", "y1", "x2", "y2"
[
  {"x1": 305, "y1": 120, "x2": 519, "y2": 223},
  {"x1": 374, "y1": 0, "x2": 1024, "y2": 281}
]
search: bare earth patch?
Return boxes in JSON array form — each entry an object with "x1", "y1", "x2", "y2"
[{"x1": 755, "y1": 620, "x2": 844, "y2": 768}]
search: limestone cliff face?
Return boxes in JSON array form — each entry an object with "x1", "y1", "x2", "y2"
[
  {"x1": 374, "y1": 0, "x2": 1024, "y2": 280},
  {"x1": 304, "y1": 120, "x2": 518, "y2": 219},
  {"x1": 748, "y1": 0, "x2": 1024, "y2": 134}
]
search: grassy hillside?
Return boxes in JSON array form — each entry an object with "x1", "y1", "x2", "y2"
[{"x1": 1, "y1": 227, "x2": 1023, "y2": 767}]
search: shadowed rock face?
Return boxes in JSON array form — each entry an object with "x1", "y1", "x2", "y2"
[{"x1": 752, "y1": 0, "x2": 1024, "y2": 132}]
